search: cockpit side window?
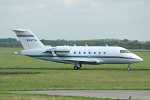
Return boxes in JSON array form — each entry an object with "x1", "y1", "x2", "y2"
[
  {"x1": 120, "y1": 50, "x2": 125, "y2": 53},
  {"x1": 120, "y1": 50, "x2": 131, "y2": 53},
  {"x1": 126, "y1": 50, "x2": 131, "y2": 53}
]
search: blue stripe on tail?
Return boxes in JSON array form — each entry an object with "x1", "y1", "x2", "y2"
[{"x1": 17, "y1": 35, "x2": 34, "y2": 37}]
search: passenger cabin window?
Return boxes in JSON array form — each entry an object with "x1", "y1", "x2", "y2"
[
  {"x1": 104, "y1": 52, "x2": 106, "y2": 54},
  {"x1": 99, "y1": 52, "x2": 101, "y2": 54},
  {"x1": 84, "y1": 52, "x2": 86, "y2": 54},
  {"x1": 74, "y1": 52, "x2": 76, "y2": 54},
  {"x1": 79, "y1": 52, "x2": 81, "y2": 54},
  {"x1": 120, "y1": 50, "x2": 130, "y2": 53},
  {"x1": 94, "y1": 52, "x2": 96, "y2": 54},
  {"x1": 89, "y1": 52, "x2": 91, "y2": 54}
]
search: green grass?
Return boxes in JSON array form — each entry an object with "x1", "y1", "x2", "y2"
[
  {"x1": 1, "y1": 70, "x2": 150, "y2": 91},
  {"x1": 0, "y1": 47, "x2": 150, "y2": 91},
  {"x1": 0, "y1": 93, "x2": 122, "y2": 100}
]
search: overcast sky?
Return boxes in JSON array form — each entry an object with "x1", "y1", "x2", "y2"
[{"x1": 0, "y1": 0, "x2": 150, "y2": 41}]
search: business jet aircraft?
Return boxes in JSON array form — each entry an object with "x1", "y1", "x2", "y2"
[{"x1": 12, "y1": 28, "x2": 143, "y2": 70}]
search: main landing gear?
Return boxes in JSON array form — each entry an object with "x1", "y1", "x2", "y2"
[
  {"x1": 74, "y1": 66, "x2": 79, "y2": 70},
  {"x1": 74, "y1": 63, "x2": 82, "y2": 70}
]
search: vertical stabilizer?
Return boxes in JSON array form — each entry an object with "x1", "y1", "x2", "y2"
[{"x1": 12, "y1": 28, "x2": 44, "y2": 50}]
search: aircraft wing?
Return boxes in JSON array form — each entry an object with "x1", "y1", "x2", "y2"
[{"x1": 62, "y1": 58, "x2": 103, "y2": 64}]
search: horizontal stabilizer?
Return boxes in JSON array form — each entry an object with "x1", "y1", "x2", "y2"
[{"x1": 12, "y1": 29, "x2": 27, "y2": 32}]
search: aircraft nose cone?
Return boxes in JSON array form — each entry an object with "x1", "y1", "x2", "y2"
[
  {"x1": 131, "y1": 54, "x2": 143, "y2": 62},
  {"x1": 136, "y1": 55, "x2": 143, "y2": 62},
  {"x1": 139, "y1": 57, "x2": 143, "y2": 62}
]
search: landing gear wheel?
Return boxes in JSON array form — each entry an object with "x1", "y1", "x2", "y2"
[
  {"x1": 127, "y1": 67, "x2": 130, "y2": 70},
  {"x1": 74, "y1": 66, "x2": 79, "y2": 70}
]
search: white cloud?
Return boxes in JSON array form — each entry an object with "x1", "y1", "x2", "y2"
[
  {"x1": 0, "y1": 0, "x2": 150, "y2": 41},
  {"x1": 61, "y1": 0, "x2": 77, "y2": 4},
  {"x1": 0, "y1": 3, "x2": 46, "y2": 14}
]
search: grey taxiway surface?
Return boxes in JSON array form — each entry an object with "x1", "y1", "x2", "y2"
[{"x1": 2, "y1": 90, "x2": 150, "y2": 100}]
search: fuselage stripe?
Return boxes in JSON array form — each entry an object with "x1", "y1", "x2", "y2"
[{"x1": 26, "y1": 55, "x2": 138, "y2": 60}]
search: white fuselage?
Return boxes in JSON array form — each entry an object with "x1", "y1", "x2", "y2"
[{"x1": 21, "y1": 46, "x2": 143, "y2": 65}]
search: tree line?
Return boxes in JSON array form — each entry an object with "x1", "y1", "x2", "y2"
[{"x1": 0, "y1": 38, "x2": 150, "y2": 49}]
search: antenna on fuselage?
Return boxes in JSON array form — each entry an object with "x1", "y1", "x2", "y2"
[
  {"x1": 106, "y1": 44, "x2": 108, "y2": 47},
  {"x1": 85, "y1": 44, "x2": 88, "y2": 47}
]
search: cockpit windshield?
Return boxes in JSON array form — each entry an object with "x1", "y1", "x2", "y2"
[{"x1": 120, "y1": 50, "x2": 131, "y2": 53}]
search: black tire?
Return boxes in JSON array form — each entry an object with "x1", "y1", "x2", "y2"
[{"x1": 74, "y1": 66, "x2": 79, "y2": 70}]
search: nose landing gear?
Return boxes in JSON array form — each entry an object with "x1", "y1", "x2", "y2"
[{"x1": 127, "y1": 64, "x2": 131, "y2": 70}]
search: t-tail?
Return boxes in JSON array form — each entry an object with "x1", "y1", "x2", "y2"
[{"x1": 12, "y1": 28, "x2": 44, "y2": 50}]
